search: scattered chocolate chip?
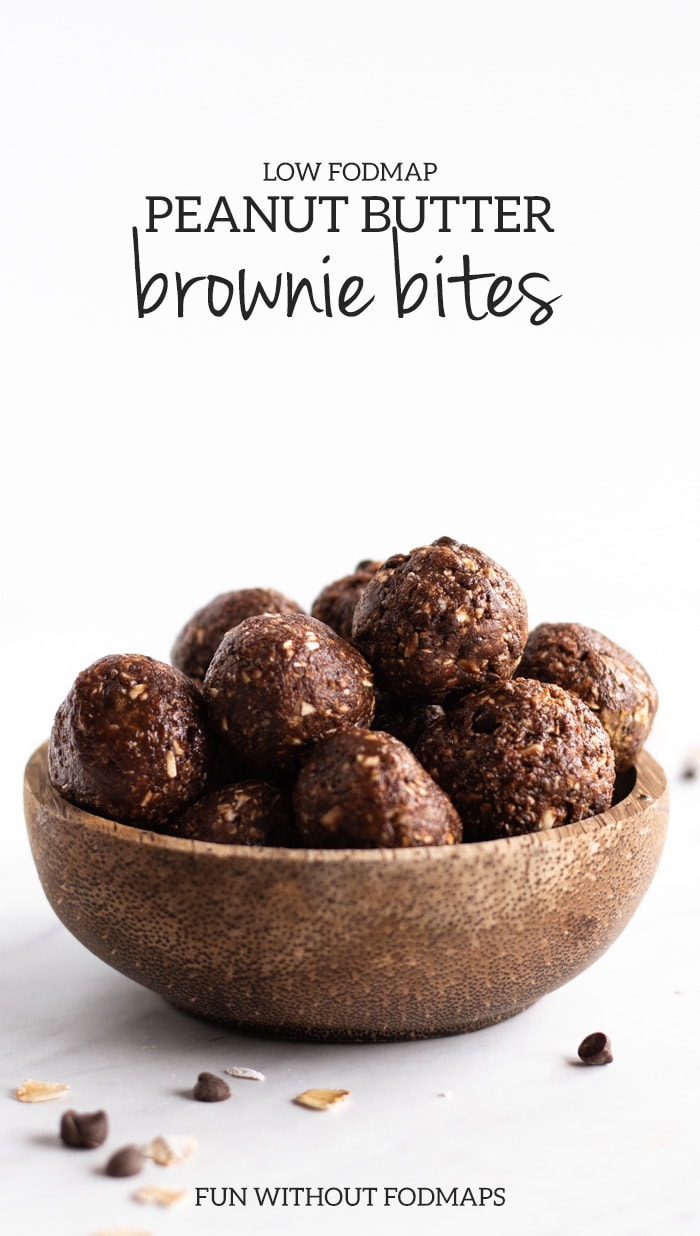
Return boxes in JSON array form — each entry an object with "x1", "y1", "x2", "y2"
[
  {"x1": 105, "y1": 1144, "x2": 145, "y2": 1177},
  {"x1": 471, "y1": 704, "x2": 500, "y2": 735},
  {"x1": 60, "y1": 1108, "x2": 109, "y2": 1149},
  {"x1": 681, "y1": 757, "x2": 699, "y2": 780},
  {"x1": 577, "y1": 1032, "x2": 613, "y2": 1066},
  {"x1": 192, "y1": 1071, "x2": 231, "y2": 1102}
]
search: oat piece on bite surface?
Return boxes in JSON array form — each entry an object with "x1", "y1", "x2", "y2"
[
  {"x1": 351, "y1": 537, "x2": 528, "y2": 702},
  {"x1": 293, "y1": 728, "x2": 462, "y2": 848},
  {"x1": 172, "y1": 588, "x2": 304, "y2": 682},
  {"x1": 204, "y1": 613, "x2": 375, "y2": 780},
  {"x1": 416, "y1": 677, "x2": 615, "y2": 842},
  {"x1": 164, "y1": 780, "x2": 297, "y2": 846},
  {"x1": 311, "y1": 560, "x2": 382, "y2": 643},
  {"x1": 48, "y1": 653, "x2": 213, "y2": 826},
  {"x1": 517, "y1": 622, "x2": 658, "y2": 772}
]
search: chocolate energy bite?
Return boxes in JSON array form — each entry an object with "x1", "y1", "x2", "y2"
[
  {"x1": 517, "y1": 623, "x2": 658, "y2": 772},
  {"x1": 294, "y1": 728, "x2": 462, "y2": 848},
  {"x1": 311, "y1": 560, "x2": 382, "y2": 643},
  {"x1": 352, "y1": 537, "x2": 528, "y2": 702},
  {"x1": 48, "y1": 653, "x2": 213, "y2": 826},
  {"x1": 165, "y1": 781, "x2": 297, "y2": 846},
  {"x1": 416, "y1": 677, "x2": 615, "y2": 842},
  {"x1": 204, "y1": 613, "x2": 375, "y2": 779},
  {"x1": 172, "y1": 587, "x2": 304, "y2": 682}
]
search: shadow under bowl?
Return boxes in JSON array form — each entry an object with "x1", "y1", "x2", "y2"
[{"x1": 24, "y1": 744, "x2": 668, "y2": 1042}]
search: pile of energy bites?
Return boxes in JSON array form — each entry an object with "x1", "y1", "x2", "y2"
[{"x1": 48, "y1": 537, "x2": 658, "y2": 847}]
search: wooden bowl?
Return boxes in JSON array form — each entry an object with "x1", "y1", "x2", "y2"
[{"x1": 24, "y1": 743, "x2": 668, "y2": 1042}]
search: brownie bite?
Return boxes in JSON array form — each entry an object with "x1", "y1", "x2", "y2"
[
  {"x1": 352, "y1": 537, "x2": 528, "y2": 701},
  {"x1": 172, "y1": 588, "x2": 303, "y2": 682},
  {"x1": 48, "y1": 653, "x2": 213, "y2": 826},
  {"x1": 517, "y1": 623, "x2": 658, "y2": 771},
  {"x1": 294, "y1": 728, "x2": 462, "y2": 848},
  {"x1": 165, "y1": 781, "x2": 297, "y2": 846},
  {"x1": 204, "y1": 613, "x2": 375, "y2": 779},
  {"x1": 416, "y1": 677, "x2": 615, "y2": 842},
  {"x1": 311, "y1": 560, "x2": 382, "y2": 642}
]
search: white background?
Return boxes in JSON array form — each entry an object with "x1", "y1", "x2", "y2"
[{"x1": 1, "y1": 3, "x2": 698, "y2": 1234}]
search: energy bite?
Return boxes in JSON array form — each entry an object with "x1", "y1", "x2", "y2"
[
  {"x1": 517, "y1": 623, "x2": 658, "y2": 772},
  {"x1": 48, "y1": 653, "x2": 212, "y2": 826},
  {"x1": 204, "y1": 613, "x2": 375, "y2": 779},
  {"x1": 165, "y1": 781, "x2": 297, "y2": 846},
  {"x1": 311, "y1": 560, "x2": 382, "y2": 642},
  {"x1": 352, "y1": 537, "x2": 528, "y2": 701},
  {"x1": 171, "y1": 588, "x2": 303, "y2": 682},
  {"x1": 416, "y1": 677, "x2": 615, "y2": 842},
  {"x1": 294, "y1": 728, "x2": 462, "y2": 848}
]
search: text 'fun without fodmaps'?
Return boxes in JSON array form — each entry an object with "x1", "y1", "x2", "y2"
[{"x1": 193, "y1": 1185, "x2": 507, "y2": 1208}]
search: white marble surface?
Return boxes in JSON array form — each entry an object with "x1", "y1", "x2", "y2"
[{"x1": 2, "y1": 733, "x2": 698, "y2": 1236}]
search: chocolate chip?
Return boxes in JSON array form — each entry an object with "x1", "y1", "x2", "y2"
[
  {"x1": 60, "y1": 1108, "x2": 109, "y2": 1149},
  {"x1": 577, "y1": 1032, "x2": 613, "y2": 1066},
  {"x1": 105, "y1": 1144, "x2": 144, "y2": 1177},
  {"x1": 471, "y1": 705, "x2": 500, "y2": 735},
  {"x1": 193, "y1": 1071, "x2": 231, "y2": 1102}
]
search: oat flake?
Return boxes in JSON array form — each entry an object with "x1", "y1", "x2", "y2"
[
  {"x1": 15, "y1": 1079, "x2": 70, "y2": 1103},
  {"x1": 142, "y1": 1134, "x2": 197, "y2": 1166},
  {"x1": 132, "y1": 1185, "x2": 187, "y2": 1207},
  {"x1": 92, "y1": 1229, "x2": 153, "y2": 1236},
  {"x1": 224, "y1": 1066, "x2": 266, "y2": 1082},
  {"x1": 294, "y1": 1088, "x2": 350, "y2": 1110}
]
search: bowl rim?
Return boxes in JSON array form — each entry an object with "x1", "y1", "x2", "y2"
[{"x1": 25, "y1": 742, "x2": 666, "y2": 868}]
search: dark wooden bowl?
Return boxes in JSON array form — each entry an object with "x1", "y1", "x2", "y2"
[{"x1": 24, "y1": 744, "x2": 668, "y2": 1042}]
